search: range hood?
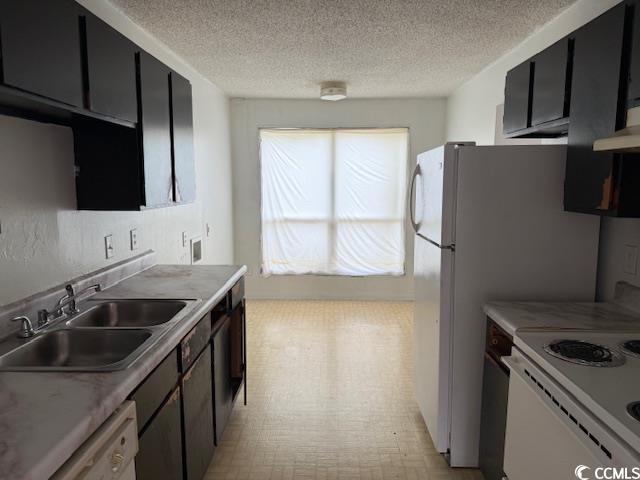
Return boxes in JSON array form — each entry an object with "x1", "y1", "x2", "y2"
[{"x1": 594, "y1": 106, "x2": 640, "y2": 152}]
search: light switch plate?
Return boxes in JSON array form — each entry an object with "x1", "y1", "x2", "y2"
[
  {"x1": 624, "y1": 244, "x2": 638, "y2": 275},
  {"x1": 130, "y1": 229, "x2": 138, "y2": 251},
  {"x1": 104, "y1": 235, "x2": 114, "y2": 259},
  {"x1": 182, "y1": 231, "x2": 188, "y2": 247}
]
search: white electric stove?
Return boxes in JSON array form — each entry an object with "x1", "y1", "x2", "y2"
[{"x1": 502, "y1": 329, "x2": 640, "y2": 480}]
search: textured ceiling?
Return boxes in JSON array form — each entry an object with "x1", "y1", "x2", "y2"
[{"x1": 109, "y1": 0, "x2": 576, "y2": 98}]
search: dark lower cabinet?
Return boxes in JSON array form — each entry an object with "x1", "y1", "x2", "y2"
[
  {"x1": 138, "y1": 51, "x2": 174, "y2": 208},
  {"x1": 136, "y1": 387, "x2": 184, "y2": 480},
  {"x1": 123, "y1": 280, "x2": 245, "y2": 480},
  {"x1": 182, "y1": 345, "x2": 215, "y2": 480},
  {"x1": 564, "y1": 3, "x2": 627, "y2": 214},
  {"x1": 170, "y1": 71, "x2": 196, "y2": 204},
  {"x1": 0, "y1": 0, "x2": 83, "y2": 107},
  {"x1": 213, "y1": 316, "x2": 233, "y2": 445},
  {"x1": 503, "y1": 60, "x2": 532, "y2": 134}
]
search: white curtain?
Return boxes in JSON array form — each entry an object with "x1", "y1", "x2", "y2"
[{"x1": 260, "y1": 128, "x2": 408, "y2": 276}]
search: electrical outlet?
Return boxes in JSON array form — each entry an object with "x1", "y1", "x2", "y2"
[
  {"x1": 182, "y1": 231, "x2": 188, "y2": 247},
  {"x1": 624, "y1": 245, "x2": 638, "y2": 275},
  {"x1": 104, "y1": 235, "x2": 114, "y2": 259},
  {"x1": 206, "y1": 222, "x2": 212, "y2": 238},
  {"x1": 130, "y1": 229, "x2": 138, "y2": 251}
]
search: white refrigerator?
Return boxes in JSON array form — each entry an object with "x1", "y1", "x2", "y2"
[{"x1": 410, "y1": 143, "x2": 600, "y2": 467}]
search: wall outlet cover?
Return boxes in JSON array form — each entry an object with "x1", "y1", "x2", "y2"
[
  {"x1": 624, "y1": 244, "x2": 638, "y2": 275},
  {"x1": 130, "y1": 229, "x2": 138, "y2": 251},
  {"x1": 182, "y1": 231, "x2": 188, "y2": 247},
  {"x1": 206, "y1": 222, "x2": 212, "y2": 238},
  {"x1": 104, "y1": 235, "x2": 114, "y2": 259}
]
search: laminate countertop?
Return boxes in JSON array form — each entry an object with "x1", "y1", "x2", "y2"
[
  {"x1": 0, "y1": 264, "x2": 246, "y2": 480},
  {"x1": 484, "y1": 296, "x2": 640, "y2": 337}
]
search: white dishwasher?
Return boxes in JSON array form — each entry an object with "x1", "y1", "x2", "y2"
[{"x1": 52, "y1": 401, "x2": 138, "y2": 480}]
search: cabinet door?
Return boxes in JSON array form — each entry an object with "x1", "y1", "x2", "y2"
[
  {"x1": 213, "y1": 317, "x2": 233, "y2": 445},
  {"x1": 503, "y1": 61, "x2": 532, "y2": 133},
  {"x1": 182, "y1": 345, "x2": 215, "y2": 480},
  {"x1": 628, "y1": 1, "x2": 640, "y2": 106},
  {"x1": 170, "y1": 71, "x2": 196, "y2": 203},
  {"x1": 138, "y1": 52, "x2": 173, "y2": 207},
  {"x1": 0, "y1": 0, "x2": 83, "y2": 107},
  {"x1": 84, "y1": 12, "x2": 137, "y2": 122},
  {"x1": 531, "y1": 38, "x2": 571, "y2": 126},
  {"x1": 564, "y1": 4, "x2": 626, "y2": 214},
  {"x1": 136, "y1": 387, "x2": 184, "y2": 480}
]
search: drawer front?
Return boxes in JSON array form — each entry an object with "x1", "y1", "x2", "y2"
[
  {"x1": 180, "y1": 314, "x2": 212, "y2": 372},
  {"x1": 131, "y1": 350, "x2": 179, "y2": 432},
  {"x1": 230, "y1": 278, "x2": 244, "y2": 310}
]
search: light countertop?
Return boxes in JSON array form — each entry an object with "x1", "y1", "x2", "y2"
[
  {"x1": 0, "y1": 264, "x2": 246, "y2": 480},
  {"x1": 484, "y1": 300, "x2": 640, "y2": 337}
]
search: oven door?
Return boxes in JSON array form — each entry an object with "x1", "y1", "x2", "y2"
[{"x1": 502, "y1": 349, "x2": 636, "y2": 480}]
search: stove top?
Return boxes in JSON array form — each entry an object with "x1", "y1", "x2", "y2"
[
  {"x1": 621, "y1": 340, "x2": 640, "y2": 358},
  {"x1": 514, "y1": 329, "x2": 640, "y2": 453},
  {"x1": 628, "y1": 402, "x2": 640, "y2": 423},
  {"x1": 544, "y1": 339, "x2": 625, "y2": 367}
]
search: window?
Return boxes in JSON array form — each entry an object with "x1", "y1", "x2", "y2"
[{"x1": 260, "y1": 128, "x2": 408, "y2": 276}]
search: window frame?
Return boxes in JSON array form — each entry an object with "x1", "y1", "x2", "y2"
[{"x1": 258, "y1": 127, "x2": 410, "y2": 278}]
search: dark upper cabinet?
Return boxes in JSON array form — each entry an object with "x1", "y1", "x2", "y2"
[
  {"x1": 84, "y1": 12, "x2": 138, "y2": 123},
  {"x1": 182, "y1": 345, "x2": 215, "y2": 480},
  {"x1": 503, "y1": 61, "x2": 532, "y2": 134},
  {"x1": 564, "y1": 4, "x2": 626, "y2": 214},
  {"x1": 627, "y1": 1, "x2": 640, "y2": 107},
  {"x1": 138, "y1": 52, "x2": 174, "y2": 207},
  {"x1": 531, "y1": 38, "x2": 572, "y2": 126},
  {"x1": 170, "y1": 71, "x2": 196, "y2": 204},
  {"x1": 0, "y1": 0, "x2": 83, "y2": 107}
]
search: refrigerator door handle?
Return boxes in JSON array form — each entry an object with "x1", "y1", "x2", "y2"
[
  {"x1": 409, "y1": 163, "x2": 422, "y2": 233},
  {"x1": 417, "y1": 233, "x2": 455, "y2": 251}
]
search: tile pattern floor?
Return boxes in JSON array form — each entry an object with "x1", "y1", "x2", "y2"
[{"x1": 206, "y1": 300, "x2": 484, "y2": 480}]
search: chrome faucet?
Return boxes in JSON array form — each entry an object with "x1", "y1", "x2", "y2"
[
  {"x1": 11, "y1": 316, "x2": 35, "y2": 338},
  {"x1": 37, "y1": 283, "x2": 102, "y2": 327}
]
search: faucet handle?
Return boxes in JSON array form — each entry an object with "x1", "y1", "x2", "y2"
[{"x1": 11, "y1": 316, "x2": 35, "y2": 338}]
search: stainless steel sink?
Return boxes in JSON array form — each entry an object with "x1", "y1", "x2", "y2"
[
  {"x1": 0, "y1": 329, "x2": 152, "y2": 371},
  {"x1": 67, "y1": 300, "x2": 187, "y2": 328}
]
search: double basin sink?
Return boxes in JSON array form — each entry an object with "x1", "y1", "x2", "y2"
[{"x1": 0, "y1": 299, "x2": 193, "y2": 372}]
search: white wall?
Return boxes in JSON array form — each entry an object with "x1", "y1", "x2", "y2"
[
  {"x1": 444, "y1": 0, "x2": 639, "y2": 301},
  {"x1": 231, "y1": 98, "x2": 446, "y2": 300},
  {"x1": 0, "y1": 0, "x2": 234, "y2": 305}
]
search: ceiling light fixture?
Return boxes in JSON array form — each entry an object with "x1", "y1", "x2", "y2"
[{"x1": 320, "y1": 81, "x2": 347, "y2": 101}]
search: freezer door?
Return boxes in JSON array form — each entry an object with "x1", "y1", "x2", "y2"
[
  {"x1": 412, "y1": 144, "x2": 466, "y2": 247},
  {"x1": 413, "y1": 236, "x2": 453, "y2": 454}
]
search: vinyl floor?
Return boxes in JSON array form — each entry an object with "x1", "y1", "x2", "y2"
[{"x1": 205, "y1": 300, "x2": 484, "y2": 480}]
